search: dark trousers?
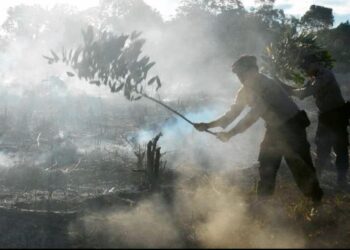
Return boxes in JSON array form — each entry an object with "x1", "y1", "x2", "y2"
[
  {"x1": 257, "y1": 112, "x2": 323, "y2": 201},
  {"x1": 315, "y1": 106, "x2": 349, "y2": 182}
]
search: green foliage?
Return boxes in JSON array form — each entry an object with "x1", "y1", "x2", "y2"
[
  {"x1": 317, "y1": 21, "x2": 350, "y2": 73},
  {"x1": 301, "y1": 5, "x2": 334, "y2": 31},
  {"x1": 43, "y1": 26, "x2": 161, "y2": 101},
  {"x1": 16, "y1": 0, "x2": 349, "y2": 95},
  {"x1": 262, "y1": 28, "x2": 334, "y2": 85}
]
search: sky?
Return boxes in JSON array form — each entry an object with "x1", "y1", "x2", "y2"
[{"x1": 0, "y1": 0, "x2": 349, "y2": 26}]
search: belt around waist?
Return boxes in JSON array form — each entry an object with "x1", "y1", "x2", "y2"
[{"x1": 266, "y1": 110, "x2": 310, "y2": 131}]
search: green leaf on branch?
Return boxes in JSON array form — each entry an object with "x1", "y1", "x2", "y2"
[
  {"x1": 44, "y1": 26, "x2": 162, "y2": 101},
  {"x1": 262, "y1": 28, "x2": 334, "y2": 86}
]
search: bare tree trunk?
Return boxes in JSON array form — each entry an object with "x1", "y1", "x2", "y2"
[
  {"x1": 154, "y1": 147, "x2": 161, "y2": 190},
  {"x1": 146, "y1": 141, "x2": 153, "y2": 187}
]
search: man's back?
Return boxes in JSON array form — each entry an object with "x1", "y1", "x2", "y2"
[
  {"x1": 313, "y1": 68, "x2": 345, "y2": 113},
  {"x1": 243, "y1": 73, "x2": 300, "y2": 127}
]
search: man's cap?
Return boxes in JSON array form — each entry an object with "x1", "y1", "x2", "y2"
[{"x1": 232, "y1": 55, "x2": 258, "y2": 73}]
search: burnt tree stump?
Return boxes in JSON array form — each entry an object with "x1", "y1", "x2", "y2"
[
  {"x1": 132, "y1": 132, "x2": 165, "y2": 191},
  {"x1": 146, "y1": 133, "x2": 162, "y2": 191}
]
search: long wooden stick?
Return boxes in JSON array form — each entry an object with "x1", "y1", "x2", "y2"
[{"x1": 142, "y1": 94, "x2": 217, "y2": 136}]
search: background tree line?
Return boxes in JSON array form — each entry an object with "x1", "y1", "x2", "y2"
[{"x1": 0, "y1": 0, "x2": 349, "y2": 98}]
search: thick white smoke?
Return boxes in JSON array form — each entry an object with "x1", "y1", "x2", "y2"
[{"x1": 73, "y1": 169, "x2": 306, "y2": 248}]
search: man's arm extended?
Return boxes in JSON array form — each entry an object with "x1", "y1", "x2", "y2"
[
  {"x1": 277, "y1": 78, "x2": 314, "y2": 100},
  {"x1": 216, "y1": 108, "x2": 260, "y2": 142},
  {"x1": 291, "y1": 80, "x2": 315, "y2": 100},
  {"x1": 194, "y1": 88, "x2": 246, "y2": 131},
  {"x1": 207, "y1": 102, "x2": 245, "y2": 129}
]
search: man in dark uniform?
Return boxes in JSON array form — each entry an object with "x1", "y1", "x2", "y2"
[
  {"x1": 281, "y1": 54, "x2": 349, "y2": 188},
  {"x1": 194, "y1": 55, "x2": 323, "y2": 203}
]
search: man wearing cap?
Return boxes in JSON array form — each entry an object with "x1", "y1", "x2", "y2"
[
  {"x1": 281, "y1": 55, "x2": 349, "y2": 188},
  {"x1": 194, "y1": 55, "x2": 323, "y2": 203}
]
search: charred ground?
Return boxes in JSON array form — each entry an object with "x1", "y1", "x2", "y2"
[{"x1": 0, "y1": 93, "x2": 349, "y2": 248}]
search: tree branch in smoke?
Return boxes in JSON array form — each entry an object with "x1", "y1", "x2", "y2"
[
  {"x1": 43, "y1": 26, "x2": 216, "y2": 135},
  {"x1": 261, "y1": 29, "x2": 334, "y2": 85},
  {"x1": 43, "y1": 25, "x2": 161, "y2": 101}
]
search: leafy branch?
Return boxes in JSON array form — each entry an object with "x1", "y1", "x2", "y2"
[
  {"x1": 261, "y1": 28, "x2": 334, "y2": 85},
  {"x1": 44, "y1": 26, "x2": 216, "y2": 136},
  {"x1": 43, "y1": 25, "x2": 161, "y2": 101}
]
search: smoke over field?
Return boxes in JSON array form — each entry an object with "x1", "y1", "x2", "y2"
[
  {"x1": 0, "y1": 0, "x2": 349, "y2": 248},
  {"x1": 134, "y1": 105, "x2": 265, "y2": 170},
  {"x1": 74, "y1": 172, "x2": 307, "y2": 248}
]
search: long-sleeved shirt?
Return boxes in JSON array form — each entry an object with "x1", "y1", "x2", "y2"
[
  {"x1": 291, "y1": 68, "x2": 345, "y2": 113},
  {"x1": 211, "y1": 73, "x2": 300, "y2": 135}
]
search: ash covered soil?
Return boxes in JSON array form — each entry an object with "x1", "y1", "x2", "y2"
[
  {"x1": 0, "y1": 97, "x2": 349, "y2": 248},
  {"x1": 0, "y1": 157, "x2": 349, "y2": 248}
]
